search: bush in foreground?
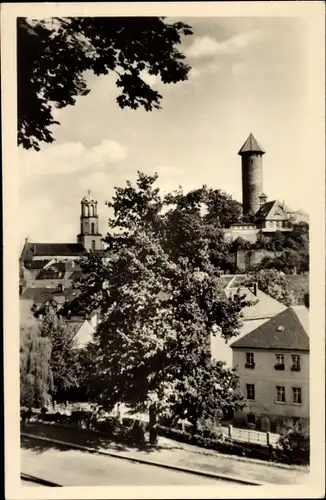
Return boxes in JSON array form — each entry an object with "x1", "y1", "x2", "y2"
[{"x1": 276, "y1": 428, "x2": 310, "y2": 465}]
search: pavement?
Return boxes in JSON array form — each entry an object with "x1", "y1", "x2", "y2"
[
  {"x1": 21, "y1": 422, "x2": 310, "y2": 486},
  {"x1": 21, "y1": 438, "x2": 228, "y2": 486}
]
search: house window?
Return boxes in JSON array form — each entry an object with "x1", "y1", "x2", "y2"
[
  {"x1": 91, "y1": 240, "x2": 96, "y2": 251},
  {"x1": 275, "y1": 354, "x2": 285, "y2": 370},
  {"x1": 292, "y1": 387, "x2": 302, "y2": 405},
  {"x1": 246, "y1": 384, "x2": 255, "y2": 400},
  {"x1": 91, "y1": 223, "x2": 95, "y2": 234},
  {"x1": 245, "y1": 352, "x2": 255, "y2": 368},
  {"x1": 276, "y1": 386, "x2": 286, "y2": 403},
  {"x1": 291, "y1": 355, "x2": 301, "y2": 371}
]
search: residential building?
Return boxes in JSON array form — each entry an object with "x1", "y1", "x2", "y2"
[
  {"x1": 210, "y1": 275, "x2": 287, "y2": 367},
  {"x1": 230, "y1": 305, "x2": 309, "y2": 433}
]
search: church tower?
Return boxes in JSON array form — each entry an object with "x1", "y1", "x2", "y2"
[
  {"x1": 238, "y1": 133, "x2": 265, "y2": 216},
  {"x1": 77, "y1": 191, "x2": 103, "y2": 252}
]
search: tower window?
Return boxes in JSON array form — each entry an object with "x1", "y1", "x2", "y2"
[
  {"x1": 91, "y1": 240, "x2": 96, "y2": 251},
  {"x1": 91, "y1": 223, "x2": 95, "y2": 234}
]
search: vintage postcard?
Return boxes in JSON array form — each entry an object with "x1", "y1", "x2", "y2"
[{"x1": 2, "y1": 1, "x2": 325, "y2": 499}]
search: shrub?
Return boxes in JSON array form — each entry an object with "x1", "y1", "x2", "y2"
[
  {"x1": 94, "y1": 416, "x2": 121, "y2": 435},
  {"x1": 127, "y1": 420, "x2": 146, "y2": 446},
  {"x1": 276, "y1": 428, "x2": 310, "y2": 465},
  {"x1": 155, "y1": 425, "x2": 279, "y2": 462},
  {"x1": 69, "y1": 410, "x2": 92, "y2": 428}
]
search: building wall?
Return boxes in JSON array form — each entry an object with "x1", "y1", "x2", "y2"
[
  {"x1": 31, "y1": 255, "x2": 81, "y2": 261},
  {"x1": 77, "y1": 233, "x2": 103, "y2": 252},
  {"x1": 20, "y1": 299, "x2": 37, "y2": 326},
  {"x1": 232, "y1": 347, "x2": 309, "y2": 429},
  {"x1": 211, "y1": 316, "x2": 281, "y2": 367},
  {"x1": 241, "y1": 154, "x2": 263, "y2": 215},
  {"x1": 74, "y1": 321, "x2": 95, "y2": 349},
  {"x1": 224, "y1": 227, "x2": 260, "y2": 243},
  {"x1": 234, "y1": 249, "x2": 280, "y2": 272}
]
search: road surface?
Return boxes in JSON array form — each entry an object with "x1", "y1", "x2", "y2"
[{"x1": 21, "y1": 440, "x2": 227, "y2": 486}]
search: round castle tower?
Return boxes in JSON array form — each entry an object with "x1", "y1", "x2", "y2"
[{"x1": 238, "y1": 133, "x2": 265, "y2": 216}]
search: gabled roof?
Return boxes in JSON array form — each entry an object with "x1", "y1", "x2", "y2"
[
  {"x1": 255, "y1": 200, "x2": 290, "y2": 220},
  {"x1": 238, "y1": 133, "x2": 265, "y2": 156},
  {"x1": 22, "y1": 242, "x2": 86, "y2": 259},
  {"x1": 230, "y1": 306, "x2": 309, "y2": 351}
]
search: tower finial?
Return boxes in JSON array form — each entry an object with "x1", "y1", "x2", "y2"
[{"x1": 88, "y1": 189, "x2": 91, "y2": 195}]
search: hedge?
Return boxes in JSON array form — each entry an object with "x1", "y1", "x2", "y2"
[
  {"x1": 155, "y1": 425, "x2": 309, "y2": 465},
  {"x1": 20, "y1": 409, "x2": 309, "y2": 465}
]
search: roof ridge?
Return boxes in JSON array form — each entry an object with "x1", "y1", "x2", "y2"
[{"x1": 231, "y1": 307, "x2": 309, "y2": 350}]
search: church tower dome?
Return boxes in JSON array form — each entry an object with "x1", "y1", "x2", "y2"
[{"x1": 77, "y1": 191, "x2": 103, "y2": 252}]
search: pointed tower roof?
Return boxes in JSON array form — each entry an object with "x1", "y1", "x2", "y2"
[
  {"x1": 259, "y1": 192, "x2": 267, "y2": 199},
  {"x1": 238, "y1": 133, "x2": 265, "y2": 155}
]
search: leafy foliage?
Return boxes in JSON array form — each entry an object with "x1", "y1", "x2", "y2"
[
  {"x1": 39, "y1": 311, "x2": 80, "y2": 402},
  {"x1": 20, "y1": 325, "x2": 53, "y2": 408},
  {"x1": 244, "y1": 269, "x2": 295, "y2": 306},
  {"x1": 277, "y1": 426, "x2": 310, "y2": 465},
  {"x1": 77, "y1": 173, "x2": 247, "y2": 428},
  {"x1": 254, "y1": 223, "x2": 309, "y2": 273},
  {"x1": 168, "y1": 359, "x2": 245, "y2": 430},
  {"x1": 17, "y1": 17, "x2": 193, "y2": 150}
]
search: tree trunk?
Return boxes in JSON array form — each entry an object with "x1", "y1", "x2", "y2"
[{"x1": 149, "y1": 403, "x2": 158, "y2": 445}]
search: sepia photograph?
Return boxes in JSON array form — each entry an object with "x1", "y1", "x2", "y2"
[{"x1": 2, "y1": 2, "x2": 325, "y2": 498}]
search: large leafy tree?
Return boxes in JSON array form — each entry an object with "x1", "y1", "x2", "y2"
[
  {"x1": 77, "y1": 173, "x2": 247, "y2": 429},
  {"x1": 105, "y1": 172, "x2": 241, "y2": 272},
  {"x1": 39, "y1": 311, "x2": 80, "y2": 403},
  {"x1": 20, "y1": 325, "x2": 53, "y2": 409},
  {"x1": 17, "y1": 17, "x2": 193, "y2": 151}
]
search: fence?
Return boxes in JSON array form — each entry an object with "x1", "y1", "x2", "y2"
[{"x1": 220, "y1": 425, "x2": 280, "y2": 447}]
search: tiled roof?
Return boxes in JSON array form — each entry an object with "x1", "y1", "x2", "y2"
[
  {"x1": 254, "y1": 200, "x2": 276, "y2": 219},
  {"x1": 24, "y1": 242, "x2": 86, "y2": 257},
  {"x1": 238, "y1": 133, "x2": 265, "y2": 155},
  {"x1": 255, "y1": 200, "x2": 291, "y2": 221},
  {"x1": 20, "y1": 287, "x2": 81, "y2": 305},
  {"x1": 230, "y1": 306, "x2": 309, "y2": 351},
  {"x1": 24, "y1": 260, "x2": 51, "y2": 270}
]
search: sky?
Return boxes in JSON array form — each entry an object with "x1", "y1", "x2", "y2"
[{"x1": 18, "y1": 16, "x2": 311, "y2": 244}]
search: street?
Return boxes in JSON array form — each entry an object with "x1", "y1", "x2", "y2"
[{"x1": 21, "y1": 438, "x2": 227, "y2": 486}]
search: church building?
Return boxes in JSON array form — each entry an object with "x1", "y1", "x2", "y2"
[{"x1": 20, "y1": 190, "x2": 105, "y2": 271}]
